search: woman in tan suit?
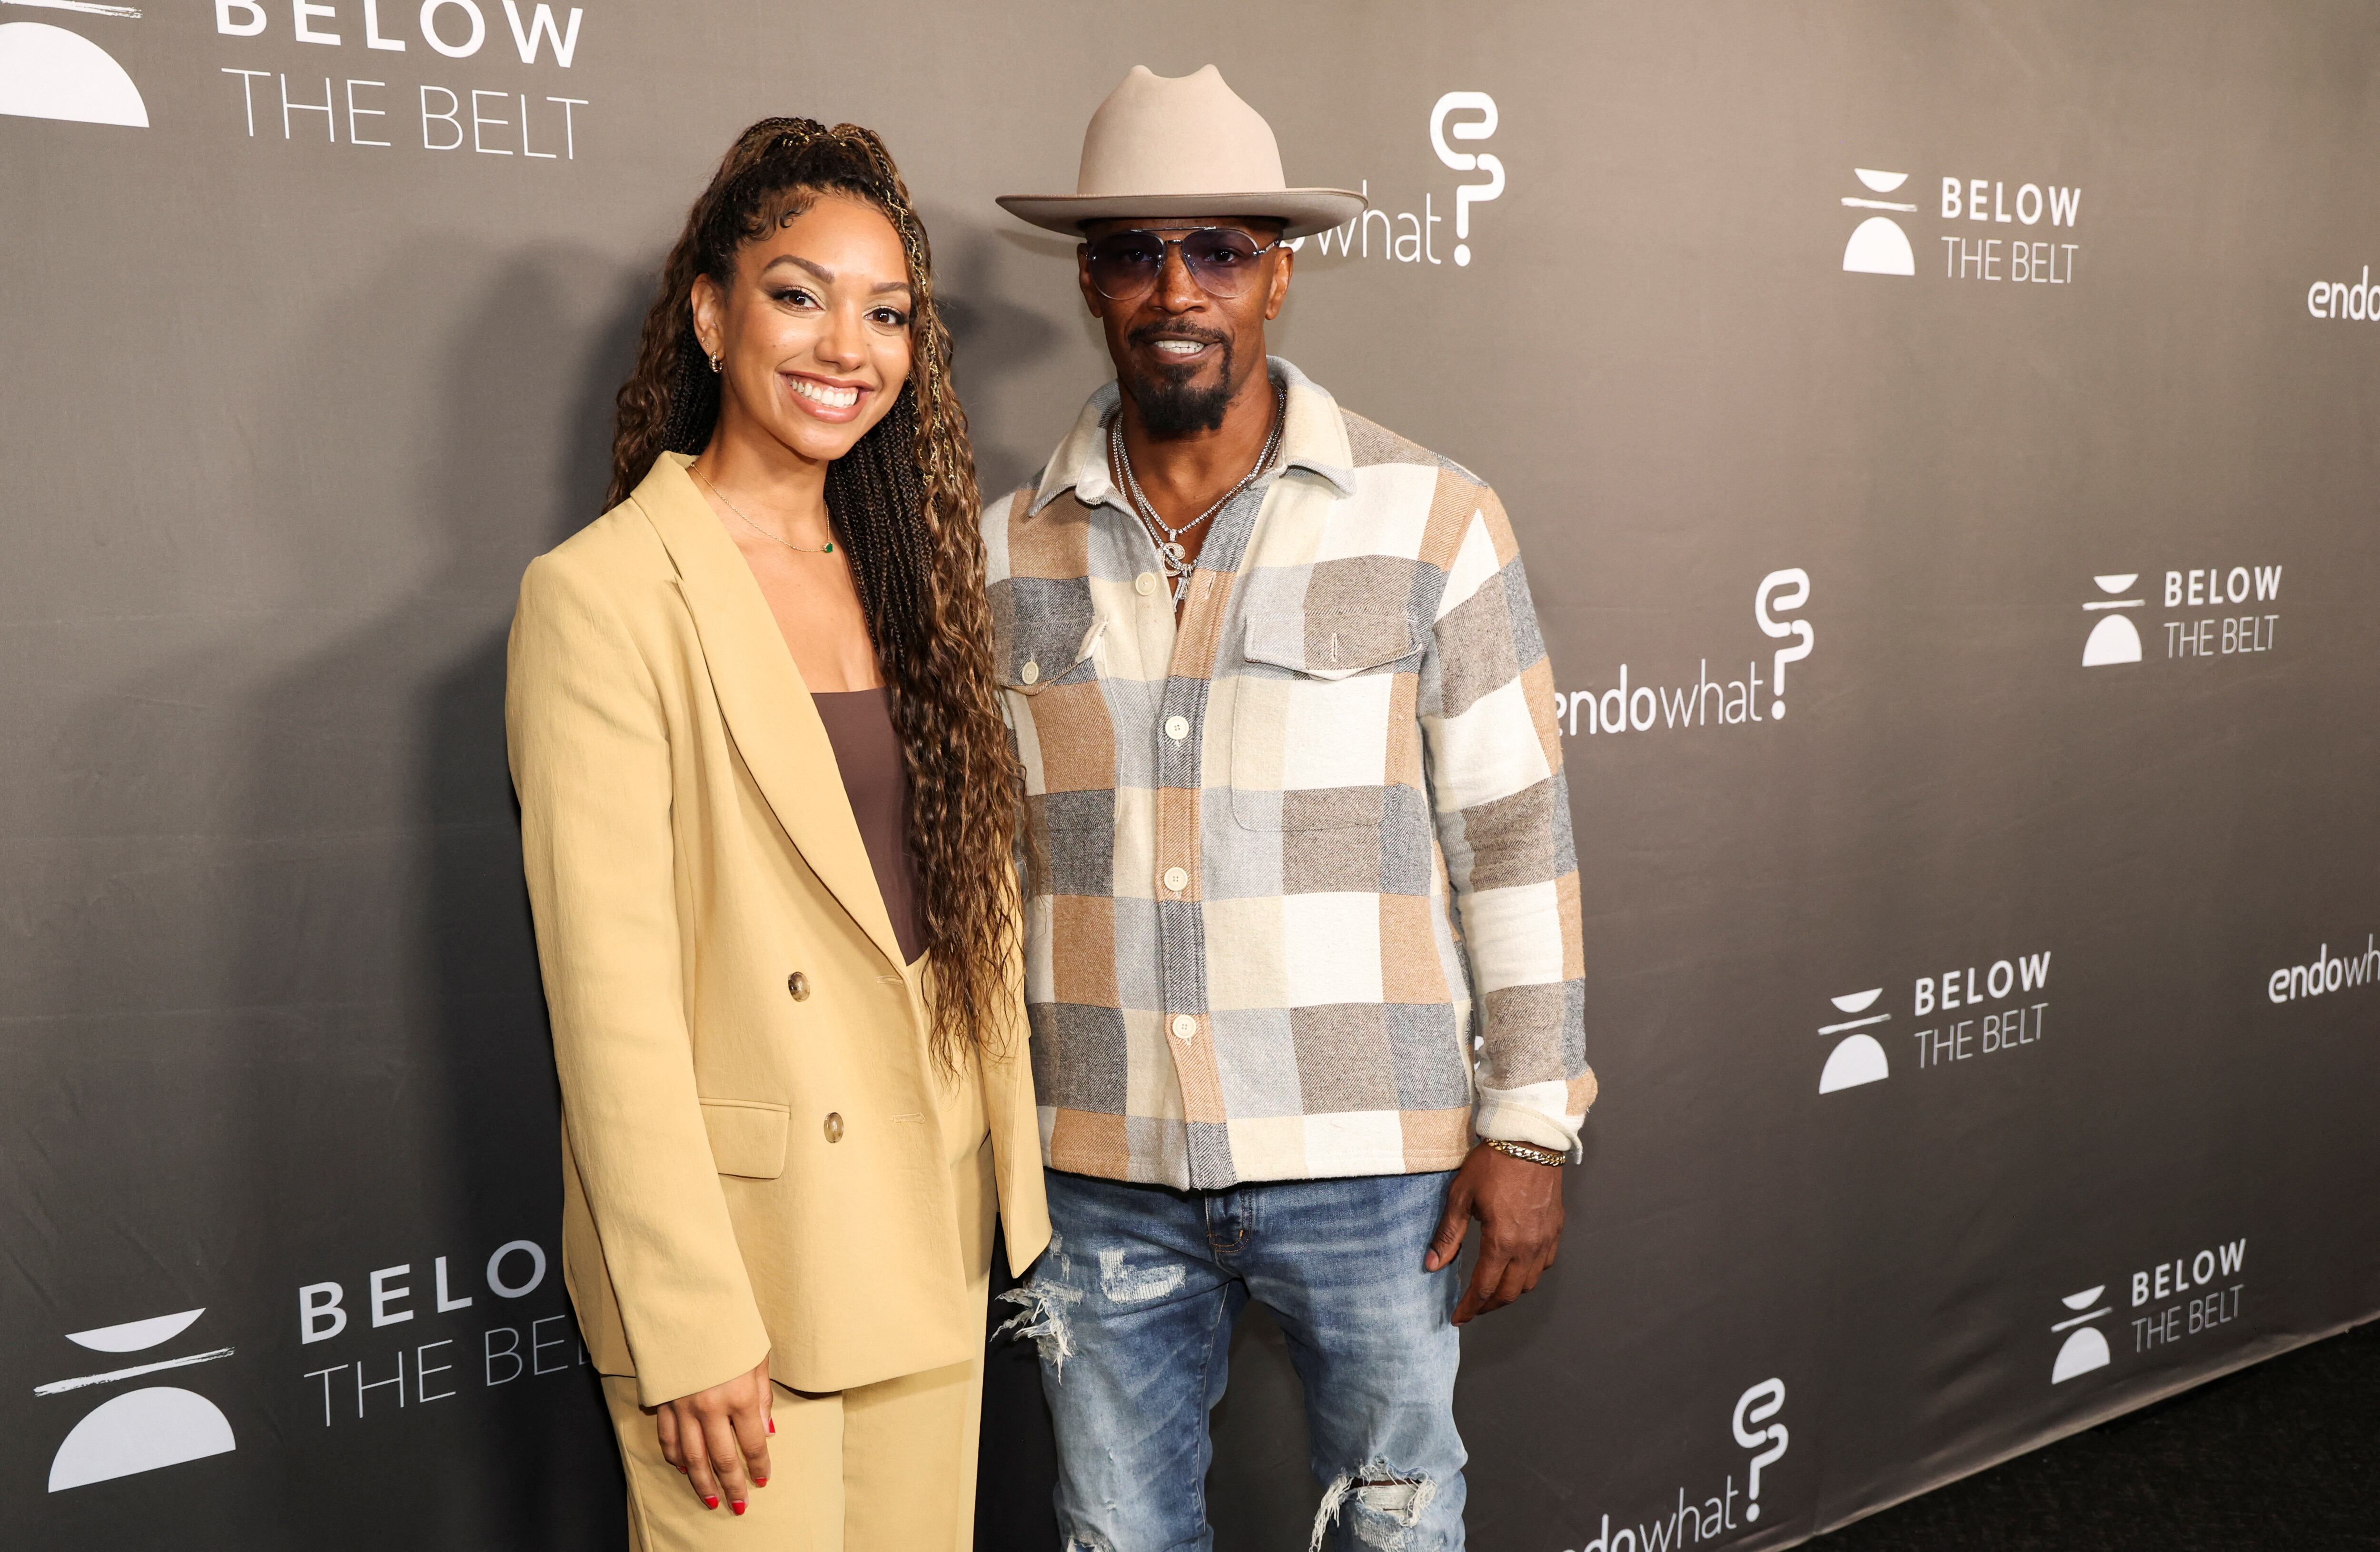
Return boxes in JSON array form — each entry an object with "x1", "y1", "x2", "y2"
[{"x1": 506, "y1": 119, "x2": 1045, "y2": 1550}]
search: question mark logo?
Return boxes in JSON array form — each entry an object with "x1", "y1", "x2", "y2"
[
  {"x1": 1755, "y1": 569, "x2": 1814, "y2": 721},
  {"x1": 1731, "y1": 1378, "x2": 1789, "y2": 1523},
  {"x1": 1430, "y1": 92, "x2": 1504, "y2": 267}
]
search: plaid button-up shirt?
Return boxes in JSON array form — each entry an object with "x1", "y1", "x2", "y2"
[{"x1": 983, "y1": 360, "x2": 1594, "y2": 1189}]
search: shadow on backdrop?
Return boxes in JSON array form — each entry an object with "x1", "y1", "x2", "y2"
[{"x1": 127, "y1": 242, "x2": 647, "y2": 1547}]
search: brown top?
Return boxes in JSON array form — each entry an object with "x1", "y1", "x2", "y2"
[{"x1": 811, "y1": 687, "x2": 923, "y2": 964}]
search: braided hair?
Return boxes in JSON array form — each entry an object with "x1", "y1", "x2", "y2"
[{"x1": 609, "y1": 119, "x2": 1022, "y2": 1073}]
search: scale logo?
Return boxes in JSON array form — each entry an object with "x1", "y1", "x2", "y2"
[
  {"x1": 2080, "y1": 565, "x2": 2282, "y2": 667},
  {"x1": 1839, "y1": 163, "x2": 2083, "y2": 284},
  {"x1": 1841, "y1": 169, "x2": 1917, "y2": 275},
  {"x1": 2050, "y1": 1283, "x2": 2113, "y2": 1384},
  {"x1": 0, "y1": 2, "x2": 148, "y2": 129},
  {"x1": 37, "y1": 1305, "x2": 236, "y2": 1491},
  {"x1": 2080, "y1": 573, "x2": 2144, "y2": 665},
  {"x1": 1816, "y1": 988, "x2": 1890, "y2": 1093}
]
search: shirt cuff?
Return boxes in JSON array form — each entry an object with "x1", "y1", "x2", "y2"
[{"x1": 1473, "y1": 1080, "x2": 1587, "y2": 1165}]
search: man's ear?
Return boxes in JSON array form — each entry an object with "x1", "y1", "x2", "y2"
[
  {"x1": 1077, "y1": 243, "x2": 1103, "y2": 318},
  {"x1": 1263, "y1": 243, "x2": 1294, "y2": 322}
]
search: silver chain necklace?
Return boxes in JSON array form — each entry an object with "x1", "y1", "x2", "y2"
[
  {"x1": 693, "y1": 465, "x2": 836, "y2": 554},
  {"x1": 1111, "y1": 382, "x2": 1287, "y2": 604}
]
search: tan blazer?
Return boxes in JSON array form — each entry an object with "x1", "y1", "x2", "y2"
[{"x1": 506, "y1": 452, "x2": 1048, "y2": 1408}]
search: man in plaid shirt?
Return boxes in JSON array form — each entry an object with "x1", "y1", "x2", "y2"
[{"x1": 988, "y1": 66, "x2": 1594, "y2": 1550}]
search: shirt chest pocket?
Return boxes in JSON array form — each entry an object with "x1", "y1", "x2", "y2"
[
  {"x1": 996, "y1": 588, "x2": 1114, "y2": 818},
  {"x1": 1230, "y1": 609, "x2": 1423, "y2": 831}
]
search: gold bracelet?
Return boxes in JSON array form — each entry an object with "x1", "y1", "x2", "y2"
[{"x1": 1483, "y1": 1137, "x2": 1565, "y2": 1167}]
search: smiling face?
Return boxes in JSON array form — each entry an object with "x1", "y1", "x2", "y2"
[
  {"x1": 691, "y1": 192, "x2": 914, "y2": 464},
  {"x1": 1078, "y1": 216, "x2": 1290, "y2": 436}
]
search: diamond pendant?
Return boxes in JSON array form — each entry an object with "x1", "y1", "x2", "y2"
[{"x1": 1159, "y1": 541, "x2": 1188, "y2": 573}]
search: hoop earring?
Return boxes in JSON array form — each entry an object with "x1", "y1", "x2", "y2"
[{"x1": 707, "y1": 351, "x2": 723, "y2": 374}]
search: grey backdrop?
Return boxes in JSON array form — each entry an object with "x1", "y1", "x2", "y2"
[{"x1": 5, "y1": 2, "x2": 2376, "y2": 1548}]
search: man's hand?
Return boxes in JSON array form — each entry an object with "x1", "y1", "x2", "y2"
[
  {"x1": 653, "y1": 1356, "x2": 774, "y2": 1513},
  {"x1": 1425, "y1": 1143, "x2": 1566, "y2": 1325}
]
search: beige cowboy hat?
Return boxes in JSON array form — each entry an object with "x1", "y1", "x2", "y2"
[{"x1": 998, "y1": 64, "x2": 1367, "y2": 239}]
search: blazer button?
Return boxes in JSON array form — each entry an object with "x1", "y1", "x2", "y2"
[
  {"x1": 824, "y1": 1112, "x2": 843, "y2": 1144},
  {"x1": 787, "y1": 971, "x2": 810, "y2": 1001}
]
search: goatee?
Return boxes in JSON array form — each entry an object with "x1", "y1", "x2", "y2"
[{"x1": 1126, "y1": 334, "x2": 1236, "y2": 435}]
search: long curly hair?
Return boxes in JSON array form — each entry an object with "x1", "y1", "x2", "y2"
[{"x1": 610, "y1": 119, "x2": 1021, "y2": 1073}]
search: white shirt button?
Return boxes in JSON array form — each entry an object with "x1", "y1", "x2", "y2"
[
  {"x1": 1165, "y1": 715, "x2": 1190, "y2": 741},
  {"x1": 1020, "y1": 661, "x2": 1040, "y2": 685},
  {"x1": 1171, "y1": 1014, "x2": 1198, "y2": 1040},
  {"x1": 1136, "y1": 572, "x2": 1160, "y2": 597},
  {"x1": 1162, "y1": 866, "x2": 1189, "y2": 893}
]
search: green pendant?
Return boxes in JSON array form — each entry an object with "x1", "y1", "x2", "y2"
[{"x1": 823, "y1": 541, "x2": 834, "y2": 553}]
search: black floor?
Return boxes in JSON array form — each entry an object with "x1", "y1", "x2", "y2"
[{"x1": 1817, "y1": 1320, "x2": 2380, "y2": 1551}]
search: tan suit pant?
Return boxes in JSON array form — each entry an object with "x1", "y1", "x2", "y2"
[{"x1": 605, "y1": 1067, "x2": 994, "y2": 1552}]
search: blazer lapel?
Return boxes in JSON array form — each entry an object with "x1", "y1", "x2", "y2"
[{"x1": 633, "y1": 454, "x2": 906, "y2": 970}]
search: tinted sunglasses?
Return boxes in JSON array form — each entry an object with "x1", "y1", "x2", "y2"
[{"x1": 1083, "y1": 227, "x2": 1287, "y2": 301}]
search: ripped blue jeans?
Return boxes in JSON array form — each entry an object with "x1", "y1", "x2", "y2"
[{"x1": 1005, "y1": 1168, "x2": 1465, "y2": 1551}]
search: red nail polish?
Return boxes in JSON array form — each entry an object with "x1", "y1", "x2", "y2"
[
  {"x1": 767, "y1": 1417, "x2": 776, "y2": 1434},
  {"x1": 754, "y1": 1477, "x2": 769, "y2": 1487},
  {"x1": 732, "y1": 1500, "x2": 747, "y2": 1516},
  {"x1": 704, "y1": 1496, "x2": 718, "y2": 1510}
]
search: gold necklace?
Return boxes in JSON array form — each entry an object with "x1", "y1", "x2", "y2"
[{"x1": 694, "y1": 466, "x2": 836, "y2": 554}]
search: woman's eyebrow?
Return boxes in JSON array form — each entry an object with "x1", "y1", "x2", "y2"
[
  {"x1": 761, "y1": 253, "x2": 912, "y2": 294},
  {"x1": 761, "y1": 253, "x2": 834, "y2": 283}
]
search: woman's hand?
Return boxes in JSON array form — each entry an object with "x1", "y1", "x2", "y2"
[{"x1": 653, "y1": 1356, "x2": 774, "y2": 1513}]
